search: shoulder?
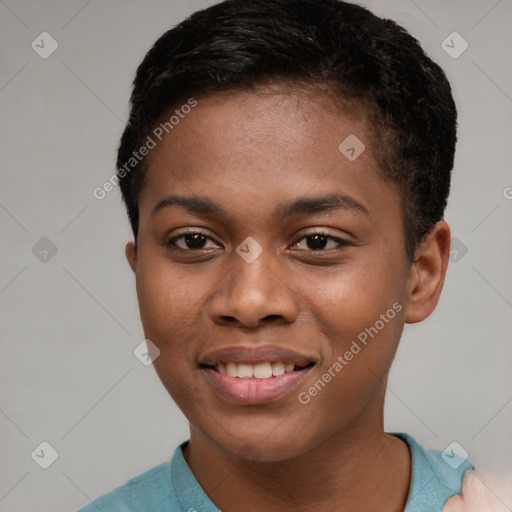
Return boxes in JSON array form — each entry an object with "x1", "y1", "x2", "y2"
[
  {"x1": 76, "y1": 441, "x2": 220, "y2": 512},
  {"x1": 391, "y1": 433, "x2": 474, "y2": 512},
  {"x1": 76, "y1": 461, "x2": 176, "y2": 512}
]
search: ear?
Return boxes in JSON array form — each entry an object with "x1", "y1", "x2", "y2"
[
  {"x1": 125, "y1": 240, "x2": 137, "y2": 273},
  {"x1": 404, "y1": 221, "x2": 451, "y2": 324}
]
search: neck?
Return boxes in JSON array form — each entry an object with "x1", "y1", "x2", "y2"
[{"x1": 183, "y1": 389, "x2": 411, "y2": 512}]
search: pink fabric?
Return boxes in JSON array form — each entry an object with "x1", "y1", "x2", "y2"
[{"x1": 442, "y1": 471, "x2": 512, "y2": 512}]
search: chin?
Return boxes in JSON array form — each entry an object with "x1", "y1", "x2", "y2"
[{"x1": 203, "y1": 424, "x2": 318, "y2": 463}]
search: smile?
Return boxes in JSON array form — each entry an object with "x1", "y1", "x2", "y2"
[
  {"x1": 199, "y1": 344, "x2": 317, "y2": 404},
  {"x1": 212, "y1": 361, "x2": 314, "y2": 379}
]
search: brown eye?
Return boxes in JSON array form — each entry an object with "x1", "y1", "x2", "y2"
[
  {"x1": 165, "y1": 231, "x2": 219, "y2": 250},
  {"x1": 292, "y1": 233, "x2": 351, "y2": 251}
]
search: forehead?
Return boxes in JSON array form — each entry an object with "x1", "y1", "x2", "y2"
[{"x1": 139, "y1": 87, "x2": 399, "y2": 226}]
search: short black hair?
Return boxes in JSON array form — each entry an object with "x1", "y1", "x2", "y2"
[{"x1": 117, "y1": 0, "x2": 456, "y2": 261}]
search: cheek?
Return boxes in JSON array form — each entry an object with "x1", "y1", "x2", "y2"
[
  {"x1": 135, "y1": 260, "x2": 205, "y2": 406},
  {"x1": 304, "y1": 256, "x2": 404, "y2": 345},
  {"x1": 134, "y1": 253, "x2": 205, "y2": 351},
  {"x1": 291, "y1": 265, "x2": 405, "y2": 438}
]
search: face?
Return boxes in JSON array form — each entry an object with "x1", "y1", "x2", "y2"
[{"x1": 127, "y1": 88, "x2": 416, "y2": 461}]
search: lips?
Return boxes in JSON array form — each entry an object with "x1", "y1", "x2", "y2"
[{"x1": 199, "y1": 345, "x2": 317, "y2": 404}]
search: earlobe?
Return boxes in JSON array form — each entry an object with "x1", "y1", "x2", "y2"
[
  {"x1": 125, "y1": 241, "x2": 137, "y2": 273},
  {"x1": 404, "y1": 221, "x2": 451, "y2": 324}
]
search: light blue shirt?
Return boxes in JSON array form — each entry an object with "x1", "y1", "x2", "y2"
[{"x1": 77, "y1": 432, "x2": 473, "y2": 512}]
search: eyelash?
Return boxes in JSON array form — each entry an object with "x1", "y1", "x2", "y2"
[{"x1": 164, "y1": 230, "x2": 352, "y2": 253}]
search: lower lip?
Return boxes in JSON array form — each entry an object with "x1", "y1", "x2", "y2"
[{"x1": 202, "y1": 367, "x2": 313, "y2": 405}]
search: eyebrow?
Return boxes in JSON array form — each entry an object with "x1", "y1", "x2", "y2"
[{"x1": 150, "y1": 193, "x2": 369, "y2": 221}]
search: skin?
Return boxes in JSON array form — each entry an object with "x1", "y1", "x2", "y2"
[{"x1": 125, "y1": 86, "x2": 451, "y2": 512}]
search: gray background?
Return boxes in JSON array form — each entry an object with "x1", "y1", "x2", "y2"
[{"x1": 1, "y1": 0, "x2": 511, "y2": 510}]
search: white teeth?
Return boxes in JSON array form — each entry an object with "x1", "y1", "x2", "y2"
[
  {"x1": 254, "y1": 362, "x2": 273, "y2": 379},
  {"x1": 272, "y1": 362, "x2": 285, "y2": 376},
  {"x1": 226, "y1": 362, "x2": 238, "y2": 377},
  {"x1": 215, "y1": 361, "x2": 304, "y2": 378},
  {"x1": 237, "y1": 363, "x2": 254, "y2": 379}
]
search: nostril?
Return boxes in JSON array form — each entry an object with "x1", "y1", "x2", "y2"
[{"x1": 219, "y1": 316, "x2": 238, "y2": 324}]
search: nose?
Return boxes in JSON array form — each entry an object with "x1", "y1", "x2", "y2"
[{"x1": 209, "y1": 251, "x2": 299, "y2": 329}]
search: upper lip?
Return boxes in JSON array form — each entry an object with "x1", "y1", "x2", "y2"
[{"x1": 200, "y1": 344, "x2": 317, "y2": 367}]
